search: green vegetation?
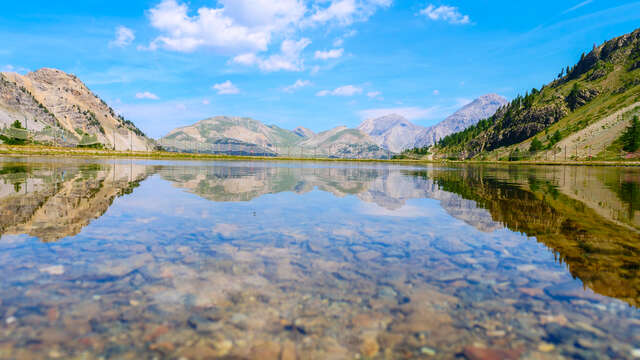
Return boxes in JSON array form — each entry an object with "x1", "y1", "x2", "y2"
[
  {"x1": 529, "y1": 138, "x2": 543, "y2": 152},
  {"x1": 621, "y1": 115, "x2": 640, "y2": 152},
  {"x1": 428, "y1": 28, "x2": 640, "y2": 160},
  {"x1": 0, "y1": 120, "x2": 29, "y2": 145}
]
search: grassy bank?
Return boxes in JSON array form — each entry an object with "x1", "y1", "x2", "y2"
[{"x1": 1, "y1": 144, "x2": 639, "y2": 166}]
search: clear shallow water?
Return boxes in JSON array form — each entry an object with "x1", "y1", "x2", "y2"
[{"x1": 0, "y1": 157, "x2": 638, "y2": 359}]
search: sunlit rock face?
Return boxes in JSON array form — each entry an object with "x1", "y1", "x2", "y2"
[{"x1": 0, "y1": 68, "x2": 155, "y2": 150}]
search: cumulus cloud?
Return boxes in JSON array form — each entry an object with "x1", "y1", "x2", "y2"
[
  {"x1": 135, "y1": 91, "x2": 160, "y2": 100},
  {"x1": 359, "y1": 106, "x2": 439, "y2": 120},
  {"x1": 433, "y1": 89, "x2": 440, "y2": 95},
  {"x1": 213, "y1": 80, "x2": 240, "y2": 94},
  {"x1": 284, "y1": 79, "x2": 312, "y2": 93},
  {"x1": 419, "y1": 4, "x2": 470, "y2": 25},
  {"x1": 145, "y1": 0, "x2": 293, "y2": 53},
  {"x1": 316, "y1": 85, "x2": 362, "y2": 96},
  {"x1": 314, "y1": 48, "x2": 344, "y2": 60},
  {"x1": 367, "y1": 91, "x2": 382, "y2": 98},
  {"x1": 111, "y1": 26, "x2": 135, "y2": 47},
  {"x1": 143, "y1": 0, "x2": 391, "y2": 70},
  {"x1": 233, "y1": 38, "x2": 311, "y2": 72}
]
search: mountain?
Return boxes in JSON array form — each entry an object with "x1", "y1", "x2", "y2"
[
  {"x1": 357, "y1": 94, "x2": 507, "y2": 153},
  {"x1": 160, "y1": 117, "x2": 390, "y2": 158},
  {"x1": 293, "y1": 126, "x2": 315, "y2": 138},
  {"x1": 357, "y1": 114, "x2": 426, "y2": 153},
  {"x1": 434, "y1": 28, "x2": 640, "y2": 160},
  {"x1": 297, "y1": 126, "x2": 389, "y2": 158},
  {"x1": 414, "y1": 94, "x2": 507, "y2": 147},
  {"x1": 159, "y1": 116, "x2": 301, "y2": 154},
  {"x1": 0, "y1": 68, "x2": 155, "y2": 151}
]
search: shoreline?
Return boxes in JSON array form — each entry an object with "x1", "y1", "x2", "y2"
[{"x1": 1, "y1": 145, "x2": 639, "y2": 167}]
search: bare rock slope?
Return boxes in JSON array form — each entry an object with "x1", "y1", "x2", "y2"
[{"x1": 0, "y1": 68, "x2": 154, "y2": 151}]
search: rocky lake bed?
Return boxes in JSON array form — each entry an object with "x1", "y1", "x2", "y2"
[{"x1": 0, "y1": 157, "x2": 638, "y2": 359}]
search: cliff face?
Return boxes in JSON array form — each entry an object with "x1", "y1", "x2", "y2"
[{"x1": 0, "y1": 68, "x2": 155, "y2": 151}]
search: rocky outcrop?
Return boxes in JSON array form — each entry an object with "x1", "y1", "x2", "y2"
[{"x1": 0, "y1": 68, "x2": 155, "y2": 151}]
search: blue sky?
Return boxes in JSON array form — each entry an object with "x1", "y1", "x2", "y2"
[{"x1": 1, "y1": 1, "x2": 639, "y2": 138}]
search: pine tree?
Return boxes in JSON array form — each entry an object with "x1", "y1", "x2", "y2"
[
  {"x1": 529, "y1": 138, "x2": 543, "y2": 152},
  {"x1": 622, "y1": 115, "x2": 640, "y2": 152}
]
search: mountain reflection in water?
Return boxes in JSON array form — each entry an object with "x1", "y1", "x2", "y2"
[{"x1": 0, "y1": 158, "x2": 638, "y2": 359}]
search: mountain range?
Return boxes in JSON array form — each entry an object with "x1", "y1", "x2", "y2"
[
  {"x1": 158, "y1": 94, "x2": 506, "y2": 157},
  {"x1": 0, "y1": 68, "x2": 505, "y2": 157},
  {"x1": 357, "y1": 94, "x2": 507, "y2": 153}
]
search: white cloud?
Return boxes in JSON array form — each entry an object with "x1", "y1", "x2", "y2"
[
  {"x1": 433, "y1": 89, "x2": 440, "y2": 95},
  {"x1": 308, "y1": 0, "x2": 392, "y2": 27},
  {"x1": 1, "y1": 64, "x2": 29, "y2": 74},
  {"x1": 316, "y1": 85, "x2": 362, "y2": 96},
  {"x1": 143, "y1": 0, "x2": 390, "y2": 72},
  {"x1": 111, "y1": 26, "x2": 135, "y2": 47},
  {"x1": 562, "y1": 0, "x2": 593, "y2": 14},
  {"x1": 146, "y1": 0, "x2": 296, "y2": 53},
  {"x1": 135, "y1": 91, "x2": 160, "y2": 100},
  {"x1": 314, "y1": 48, "x2": 344, "y2": 60},
  {"x1": 333, "y1": 38, "x2": 344, "y2": 47},
  {"x1": 213, "y1": 80, "x2": 240, "y2": 94},
  {"x1": 455, "y1": 98, "x2": 472, "y2": 107},
  {"x1": 419, "y1": 4, "x2": 470, "y2": 25},
  {"x1": 284, "y1": 79, "x2": 312, "y2": 93},
  {"x1": 367, "y1": 91, "x2": 381, "y2": 98},
  {"x1": 233, "y1": 38, "x2": 311, "y2": 72},
  {"x1": 202, "y1": 99, "x2": 211, "y2": 105},
  {"x1": 359, "y1": 106, "x2": 439, "y2": 120}
]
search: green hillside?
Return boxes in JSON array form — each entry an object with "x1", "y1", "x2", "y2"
[{"x1": 432, "y1": 28, "x2": 640, "y2": 160}]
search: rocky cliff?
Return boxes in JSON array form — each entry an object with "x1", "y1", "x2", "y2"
[{"x1": 0, "y1": 68, "x2": 155, "y2": 151}]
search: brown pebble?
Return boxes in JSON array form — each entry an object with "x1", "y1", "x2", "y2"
[
  {"x1": 150, "y1": 342, "x2": 175, "y2": 354},
  {"x1": 360, "y1": 333, "x2": 380, "y2": 357},
  {"x1": 47, "y1": 308, "x2": 59, "y2": 322},
  {"x1": 144, "y1": 325, "x2": 170, "y2": 342},
  {"x1": 463, "y1": 346, "x2": 522, "y2": 360}
]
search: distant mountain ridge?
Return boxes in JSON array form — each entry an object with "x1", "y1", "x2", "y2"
[
  {"x1": 159, "y1": 94, "x2": 506, "y2": 157},
  {"x1": 0, "y1": 68, "x2": 155, "y2": 151},
  {"x1": 159, "y1": 116, "x2": 389, "y2": 158},
  {"x1": 357, "y1": 94, "x2": 507, "y2": 152}
]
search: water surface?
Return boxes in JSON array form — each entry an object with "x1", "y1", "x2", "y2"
[{"x1": 0, "y1": 157, "x2": 639, "y2": 359}]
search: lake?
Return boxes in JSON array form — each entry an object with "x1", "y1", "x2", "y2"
[{"x1": 0, "y1": 157, "x2": 638, "y2": 359}]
